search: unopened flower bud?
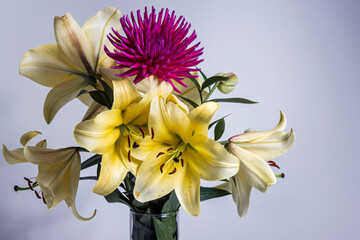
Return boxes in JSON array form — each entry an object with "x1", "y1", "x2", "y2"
[{"x1": 216, "y1": 72, "x2": 239, "y2": 94}]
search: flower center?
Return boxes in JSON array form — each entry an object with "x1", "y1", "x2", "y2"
[
  {"x1": 121, "y1": 124, "x2": 145, "y2": 162},
  {"x1": 158, "y1": 143, "x2": 186, "y2": 175}
]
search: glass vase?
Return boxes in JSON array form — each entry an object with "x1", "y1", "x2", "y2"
[{"x1": 129, "y1": 210, "x2": 179, "y2": 240}]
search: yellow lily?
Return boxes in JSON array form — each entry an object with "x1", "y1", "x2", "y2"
[
  {"x1": 2, "y1": 131, "x2": 95, "y2": 221},
  {"x1": 73, "y1": 77, "x2": 182, "y2": 196},
  {"x1": 226, "y1": 111, "x2": 295, "y2": 217},
  {"x1": 19, "y1": 7, "x2": 122, "y2": 124},
  {"x1": 132, "y1": 97, "x2": 239, "y2": 216}
]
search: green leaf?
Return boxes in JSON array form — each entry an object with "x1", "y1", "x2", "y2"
[
  {"x1": 89, "y1": 90, "x2": 112, "y2": 108},
  {"x1": 70, "y1": 73, "x2": 96, "y2": 86},
  {"x1": 214, "y1": 118, "x2": 225, "y2": 141},
  {"x1": 162, "y1": 191, "x2": 180, "y2": 214},
  {"x1": 189, "y1": 78, "x2": 201, "y2": 91},
  {"x1": 209, "y1": 97, "x2": 258, "y2": 104},
  {"x1": 200, "y1": 186, "x2": 231, "y2": 202},
  {"x1": 98, "y1": 79, "x2": 114, "y2": 107},
  {"x1": 154, "y1": 217, "x2": 177, "y2": 240},
  {"x1": 199, "y1": 70, "x2": 208, "y2": 81},
  {"x1": 79, "y1": 176, "x2": 97, "y2": 180},
  {"x1": 177, "y1": 95, "x2": 199, "y2": 109},
  {"x1": 81, "y1": 154, "x2": 101, "y2": 170},
  {"x1": 201, "y1": 76, "x2": 228, "y2": 91},
  {"x1": 104, "y1": 188, "x2": 133, "y2": 210},
  {"x1": 209, "y1": 114, "x2": 231, "y2": 129}
]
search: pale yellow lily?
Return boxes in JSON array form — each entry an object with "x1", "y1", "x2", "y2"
[
  {"x1": 2, "y1": 131, "x2": 95, "y2": 221},
  {"x1": 132, "y1": 97, "x2": 239, "y2": 216},
  {"x1": 73, "y1": 77, "x2": 183, "y2": 196},
  {"x1": 19, "y1": 7, "x2": 122, "y2": 124},
  {"x1": 226, "y1": 111, "x2": 295, "y2": 217}
]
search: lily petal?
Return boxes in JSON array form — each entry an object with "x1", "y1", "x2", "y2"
[
  {"x1": 112, "y1": 78, "x2": 141, "y2": 111},
  {"x1": 19, "y1": 44, "x2": 79, "y2": 87},
  {"x1": 227, "y1": 143, "x2": 276, "y2": 192},
  {"x1": 24, "y1": 146, "x2": 78, "y2": 165},
  {"x1": 54, "y1": 12, "x2": 94, "y2": 74},
  {"x1": 2, "y1": 146, "x2": 28, "y2": 165},
  {"x1": 188, "y1": 102, "x2": 219, "y2": 137},
  {"x1": 231, "y1": 170, "x2": 252, "y2": 217},
  {"x1": 82, "y1": 7, "x2": 122, "y2": 70},
  {"x1": 43, "y1": 78, "x2": 87, "y2": 124},
  {"x1": 175, "y1": 165, "x2": 200, "y2": 216},
  {"x1": 93, "y1": 144, "x2": 128, "y2": 196},
  {"x1": 134, "y1": 146, "x2": 185, "y2": 202},
  {"x1": 235, "y1": 129, "x2": 295, "y2": 161},
  {"x1": 73, "y1": 109, "x2": 122, "y2": 153},
  {"x1": 186, "y1": 138, "x2": 239, "y2": 181},
  {"x1": 20, "y1": 131, "x2": 41, "y2": 146}
]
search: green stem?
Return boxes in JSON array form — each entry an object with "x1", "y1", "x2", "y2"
[
  {"x1": 218, "y1": 140, "x2": 229, "y2": 145},
  {"x1": 204, "y1": 82, "x2": 220, "y2": 102}
]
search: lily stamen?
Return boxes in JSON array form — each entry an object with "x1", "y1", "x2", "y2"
[
  {"x1": 139, "y1": 127, "x2": 145, "y2": 138},
  {"x1": 169, "y1": 168, "x2": 177, "y2": 175},
  {"x1": 127, "y1": 135, "x2": 131, "y2": 148},
  {"x1": 167, "y1": 147, "x2": 173, "y2": 152},
  {"x1": 268, "y1": 160, "x2": 280, "y2": 169},
  {"x1": 34, "y1": 190, "x2": 41, "y2": 199},
  {"x1": 181, "y1": 159, "x2": 184, "y2": 167},
  {"x1": 127, "y1": 151, "x2": 132, "y2": 162},
  {"x1": 160, "y1": 163, "x2": 165, "y2": 173},
  {"x1": 42, "y1": 192, "x2": 47, "y2": 205},
  {"x1": 151, "y1": 128, "x2": 155, "y2": 139},
  {"x1": 157, "y1": 152, "x2": 164, "y2": 158}
]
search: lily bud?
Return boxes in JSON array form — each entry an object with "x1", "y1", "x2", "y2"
[{"x1": 215, "y1": 72, "x2": 239, "y2": 94}]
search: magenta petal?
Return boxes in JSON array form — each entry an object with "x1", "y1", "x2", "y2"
[{"x1": 105, "y1": 7, "x2": 204, "y2": 90}]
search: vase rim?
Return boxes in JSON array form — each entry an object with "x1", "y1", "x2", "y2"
[{"x1": 129, "y1": 209, "x2": 179, "y2": 218}]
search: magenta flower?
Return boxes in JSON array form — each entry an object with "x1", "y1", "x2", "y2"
[{"x1": 105, "y1": 7, "x2": 204, "y2": 93}]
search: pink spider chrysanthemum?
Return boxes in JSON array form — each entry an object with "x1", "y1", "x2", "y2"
[{"x1": 105, "y1": 7, "x2": 204, "y2": 93}]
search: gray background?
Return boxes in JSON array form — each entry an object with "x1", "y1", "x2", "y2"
[{"x1": 1, "y1": 0, "x2": 359, "y2": 239}]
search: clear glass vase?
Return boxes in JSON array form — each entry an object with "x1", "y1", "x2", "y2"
[{"x1": 129, "y1": 210, "x2": 179, "y2": 240}]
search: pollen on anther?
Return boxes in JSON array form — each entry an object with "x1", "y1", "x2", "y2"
[
  {"x1": 139, "y1": 127, "x2": 145, "y2": 138},
  {"x1": 34, "y1": 190, "x2": 41, "y2": 199},
  {"x1": 42, "y1": 192, "x2": 47, "y2": 205},
  {"x1": 151, "y1": 128, "x2": 155, "y2": 139},
  {"x1": 181, "y1": 159, "x2": 184, "y2": 167},
  {"x1": 157, "y1": 152, "x2": 164, "y2": 158},
  {"x1": 268, "y1": 160, "x2": 280, "y2": 169},
  {"x1": 160, "y1": 163, "x2": 165, "y2": 173},
  {"x1": 127, "y1": 151, "x2": 132, "y2": 162},
  {"x1": 167, "y1": 147, "x2": 173, "y2": 152},
  {"x1": 169, "y1": 168, "x2": 177, "y2": 175},
  {"x1": 127, "y1": 135, "x2": 131, "y2": 148}
]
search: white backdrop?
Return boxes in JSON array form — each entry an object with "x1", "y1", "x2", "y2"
[{"x1": 1, "y1": 0, "x2": 359, "y2": 239}]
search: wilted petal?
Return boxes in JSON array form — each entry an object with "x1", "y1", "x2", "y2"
[
  {"x1": 186, "y1": 138, "x2": 239, "y2": 181},
  {"x1": 43, "y1": 78, "x2": 87, "y2": 124},
  {"x1": 73, "y1": 109, "x2": 122, "y2": 153},
  {"x1": 19, "y1": 44, "x2": 79, "y2": 87},
  {"x1": 227, "y1": 143, "x2": 276, "y2": 192},
  {"x1": 82, "y1": 7, "x2": 122, "y2": 70},
  {"x1": 175, "y1": 165, "x2": 200, "y2": 216},
  {"x1": 54, "y1": 12, "x2": 94, "y2": 74}
]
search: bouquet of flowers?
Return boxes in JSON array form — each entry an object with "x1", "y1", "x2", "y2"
[{"x1": 3, "y1": 6, "x2": 295, "y2": 239}]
